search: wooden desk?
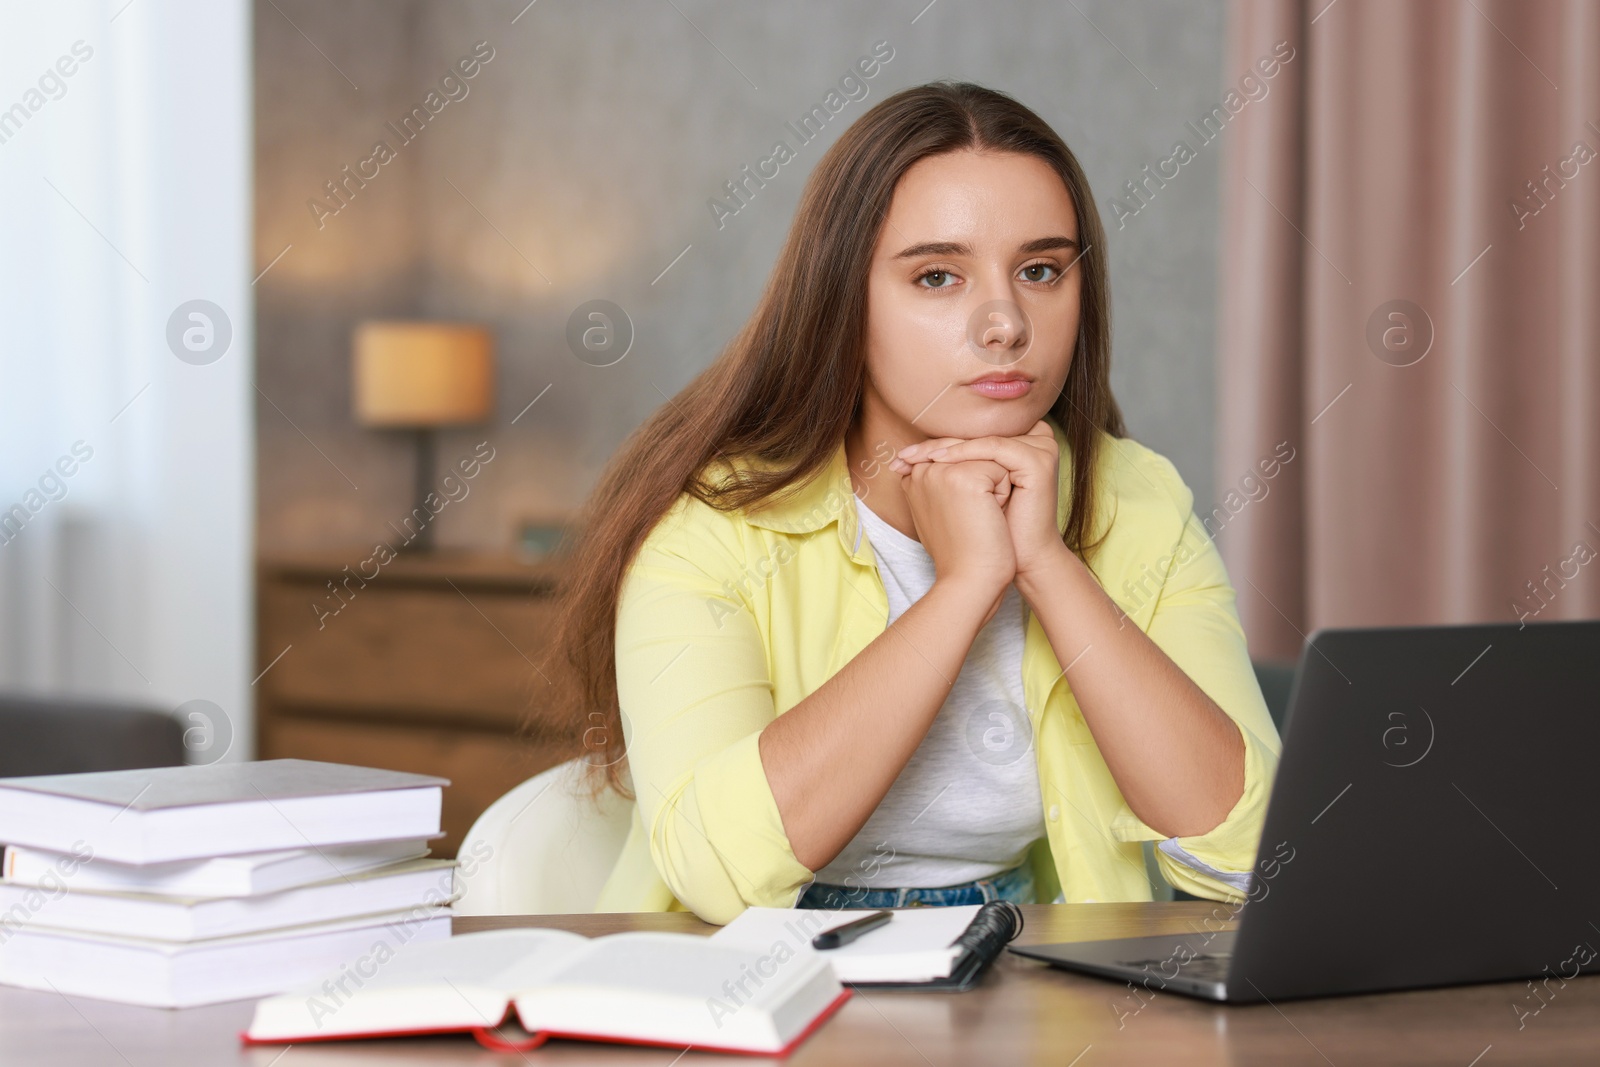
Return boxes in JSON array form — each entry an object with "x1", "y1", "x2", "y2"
[{"x1": 5, "y1": 904, "x2": 1596, "y2": 1065}]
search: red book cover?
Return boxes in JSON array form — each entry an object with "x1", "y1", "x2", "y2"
[{"x1": 240, "y1": 987, "x2": 852, "y2": 1057}]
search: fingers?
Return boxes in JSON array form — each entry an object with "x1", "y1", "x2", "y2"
[
  {"x1": 898, "y1": 454, "x2": 1012, "y2": 497},
  {"x1": 887, "y1": 436, "x2": 963, "y2": 474},
  {"x1": 898, "y1": 433, "x2": 1055, "y2": 475}
]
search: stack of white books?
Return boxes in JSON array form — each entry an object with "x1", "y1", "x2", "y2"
[{"x1": 0, "y1": 759, "x2": 455, "y2": 1007}]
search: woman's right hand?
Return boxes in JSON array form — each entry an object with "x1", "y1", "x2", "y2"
[{"x1": 899, "y1": 457, "x2": 1017, "y2": 611}]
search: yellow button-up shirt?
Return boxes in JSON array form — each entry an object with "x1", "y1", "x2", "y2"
[{"x1": 595, "y1": 416, "x2": 1282, "y2": 924}]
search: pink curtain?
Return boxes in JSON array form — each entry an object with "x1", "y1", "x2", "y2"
[{"x1": 1219, "y1": 0, "x2": 1600, "y2": 660}]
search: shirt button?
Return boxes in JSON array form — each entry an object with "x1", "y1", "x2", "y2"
[{"x1": 1047, "y1": 805, "x2": 1060, "y2": 822}]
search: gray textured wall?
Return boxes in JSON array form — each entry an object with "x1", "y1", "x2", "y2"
[{"x1": 255, "y1": 0, "x2": 1225, "y2": 552}]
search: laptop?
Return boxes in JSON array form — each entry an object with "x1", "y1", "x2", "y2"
[{"x1": 1009, "y1": 618, "x2": 1600, "y2": 1002}]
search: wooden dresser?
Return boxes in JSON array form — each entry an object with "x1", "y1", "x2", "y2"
[{"x1": 255, "y1": 551, "x2": 574, "y2": 856}]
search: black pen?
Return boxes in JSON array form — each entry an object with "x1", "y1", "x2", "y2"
[{"x1": 812, "y1": 910, "x2": 893, "y2": 950}]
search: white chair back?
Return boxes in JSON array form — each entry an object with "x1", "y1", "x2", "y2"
[{"x1": 453, "y1": 758, "x2": 632, "y2": 915}]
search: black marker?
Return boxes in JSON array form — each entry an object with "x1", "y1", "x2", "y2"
[{"x1": 812, "y1": 910, "x2": 893, "y2": 950}]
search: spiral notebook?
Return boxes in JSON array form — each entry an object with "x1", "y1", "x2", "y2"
[{"x1": 711, "y1": 901, "x2": 1025, "y2": 991}]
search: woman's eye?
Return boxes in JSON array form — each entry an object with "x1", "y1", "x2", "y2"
[
  {"x1": 916, "y1": 269, "x2": 956, "y2": 289},
  {"x1": 1021, "y1": 263, "x2": 1059, "y2": 283}
]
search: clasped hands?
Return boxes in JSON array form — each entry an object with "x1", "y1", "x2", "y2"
[{"x1": 885, "y1": 418, "x2": 1069, "y2": 592}]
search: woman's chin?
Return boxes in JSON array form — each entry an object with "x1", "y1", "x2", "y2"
[{"x1": 919, "y1": 404, "x2": 1053, "y2": 442}]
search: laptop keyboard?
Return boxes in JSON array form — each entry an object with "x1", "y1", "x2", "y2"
[{"x1": 1116, "y1": 952, "x2": 1232, "y2": 981}]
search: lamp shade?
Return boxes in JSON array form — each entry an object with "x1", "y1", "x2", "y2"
[{"x1": 353, "y1": 321, "x2": 494, "y2": 427}]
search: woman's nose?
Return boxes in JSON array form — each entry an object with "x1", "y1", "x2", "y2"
[{"x1": 964, "y1": 296, "x2": 1032, "y2": 367}]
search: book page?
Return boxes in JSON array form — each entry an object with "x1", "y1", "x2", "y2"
[
  {"x1": 545, "y1": 932, "x2": 805, "y2": 1006},
  {"x1": 247, "y1": 928, "x2": 592, "y2": 1041},
  {"x1": 367, "y1": 928, "x2": 590, "y2": 991},
  {"x1": 512, "y1": 932, "x2": 836, "y2": 1052}
]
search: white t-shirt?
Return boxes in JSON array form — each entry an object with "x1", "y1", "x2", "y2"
[{"x1": 812, "y1": 492, "x2": 1047, "y2": 889}]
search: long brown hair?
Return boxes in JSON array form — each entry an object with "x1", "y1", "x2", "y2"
[{"x1": 538, "y1": 81, "x2": 1125, "y2": 793}]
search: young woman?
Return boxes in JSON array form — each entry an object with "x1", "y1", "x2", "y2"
[{"x1": 546, "y1": 81, "x2": 1282, "y2": 925}]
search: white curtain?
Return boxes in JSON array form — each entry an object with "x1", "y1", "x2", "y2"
[{"x1": 0, "y1": 1, "x2": 253, "y2": 757}]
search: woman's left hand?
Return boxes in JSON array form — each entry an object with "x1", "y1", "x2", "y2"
[{"x1": 890, "y1": 420, "x2": 1066, "y2": 579}]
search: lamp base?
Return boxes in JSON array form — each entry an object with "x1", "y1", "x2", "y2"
[{"x1": 392, "y1": 428, "x2": 438, "y2": 553}]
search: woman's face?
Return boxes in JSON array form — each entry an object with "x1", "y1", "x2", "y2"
[{"x1": 862, "y1": 148, "x2": 1082, "y2": 443}]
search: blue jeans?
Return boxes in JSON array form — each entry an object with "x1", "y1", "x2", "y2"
[{"x1": 794, "y1": 861, "x2": 1036, "y2": 910}]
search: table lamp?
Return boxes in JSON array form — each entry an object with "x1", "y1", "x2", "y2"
[{"x1": 353, "y1": 321, "x2": 494, "y2": 552}]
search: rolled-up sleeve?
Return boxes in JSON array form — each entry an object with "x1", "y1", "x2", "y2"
[
  {"x1": 1106, "y1": 457, "x2": 1284, "y2": 905},
  {"x1": 614, "y1": 500, "x2": 814, "y2": 924}
]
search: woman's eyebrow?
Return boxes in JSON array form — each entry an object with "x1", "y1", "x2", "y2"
[
  {"x1": 892, "y1": 235, "x2": 1079, "y2": 260},
  {"x1": 1020, "y1": 235, "x2": 1079, "y2": 254}
]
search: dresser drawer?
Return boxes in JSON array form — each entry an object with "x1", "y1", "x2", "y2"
[{"x1": 259, "y1": 579, "x2": 555, "y2": 729}]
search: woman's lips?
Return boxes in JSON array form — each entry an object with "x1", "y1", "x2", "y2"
[{"x1": 965, "y1": 377, "x2": 1033, "y2": 399}]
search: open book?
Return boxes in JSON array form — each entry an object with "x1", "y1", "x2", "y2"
[{"x1": 244, "y1": 927, "x2": 848, "y2": 1056}]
